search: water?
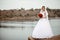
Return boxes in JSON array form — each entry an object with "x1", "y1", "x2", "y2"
[{"x1": 0, "y1": 19, "x2": 60, "y2": 40}]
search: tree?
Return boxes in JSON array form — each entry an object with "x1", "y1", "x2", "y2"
[
  {"x1": 46, "y1": 7, "x2": 51, "y2": 11},
  {"x1": 21, "y1": 8, "x2": 25, "y2": 10}
]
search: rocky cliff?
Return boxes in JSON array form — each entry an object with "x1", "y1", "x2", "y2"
[{"x1": 0, "y1": 8, "x2": 60, "y2": 21}]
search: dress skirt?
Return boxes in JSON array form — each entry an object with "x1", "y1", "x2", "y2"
[{"x1": 32, "y1": 18, "x2": 53, "y2": 38}]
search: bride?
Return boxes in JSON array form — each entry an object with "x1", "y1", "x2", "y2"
[{"x1": 32, "y1": 6, "x2": 54, "y2": 39}]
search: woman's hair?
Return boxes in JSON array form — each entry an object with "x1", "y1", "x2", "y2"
[
  {"x1": 42, "y1": 6, "x2": 45, "y2": 8},
  {"x1": 41, "y1": 6, "x2": 45, "y2": 11}
]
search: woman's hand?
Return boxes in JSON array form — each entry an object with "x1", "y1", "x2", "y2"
[{"x1": 43, "y1": 16, "x2": 46, "y2": 18}]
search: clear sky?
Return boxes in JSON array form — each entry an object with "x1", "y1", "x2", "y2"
[{"x1": 0, "y1": 0, "x2": 60, "y2": 10}]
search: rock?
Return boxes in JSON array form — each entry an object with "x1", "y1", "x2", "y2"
[{"x1": 28, "y1": 35, "x2": 60, "y2": 40}]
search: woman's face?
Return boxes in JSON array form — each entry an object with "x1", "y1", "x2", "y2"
[{"x1": 41, "y1": 6, "x2": 45, "y2": 11}]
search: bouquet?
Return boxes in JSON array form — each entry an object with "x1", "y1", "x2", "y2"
[{"x1": 38, "y1": 13, "x2": 43, "y2": 18}]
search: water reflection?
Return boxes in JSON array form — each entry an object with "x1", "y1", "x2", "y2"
[{"x1": 0, "y1": 19, "x2": 60, "y2": 40}]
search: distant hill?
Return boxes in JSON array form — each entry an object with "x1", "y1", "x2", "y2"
[{"x1": 0, "y1": 8, "x2": 60, "y2": 21}]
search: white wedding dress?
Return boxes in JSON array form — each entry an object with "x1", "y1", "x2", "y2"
[{"x1": 32, "y1": 10, "x2": 54, "y2": 38}]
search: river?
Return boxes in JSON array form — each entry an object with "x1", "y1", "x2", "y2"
[{"x1": 0, "y1": 19, "x2": 60, "y2": 40}]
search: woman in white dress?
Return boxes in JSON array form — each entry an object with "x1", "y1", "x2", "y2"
[{"x1": 32, "y1": 6, "x2": 54, "y2": 39}]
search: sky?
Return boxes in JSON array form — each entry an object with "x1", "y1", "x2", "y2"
[{"x1": 0, "y1": 0, "x2": 60, "y2": 10}]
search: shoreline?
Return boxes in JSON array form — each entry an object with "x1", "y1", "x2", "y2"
[{"x1": 0, "y1": 17, "x2": 60, "y2": 22}]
